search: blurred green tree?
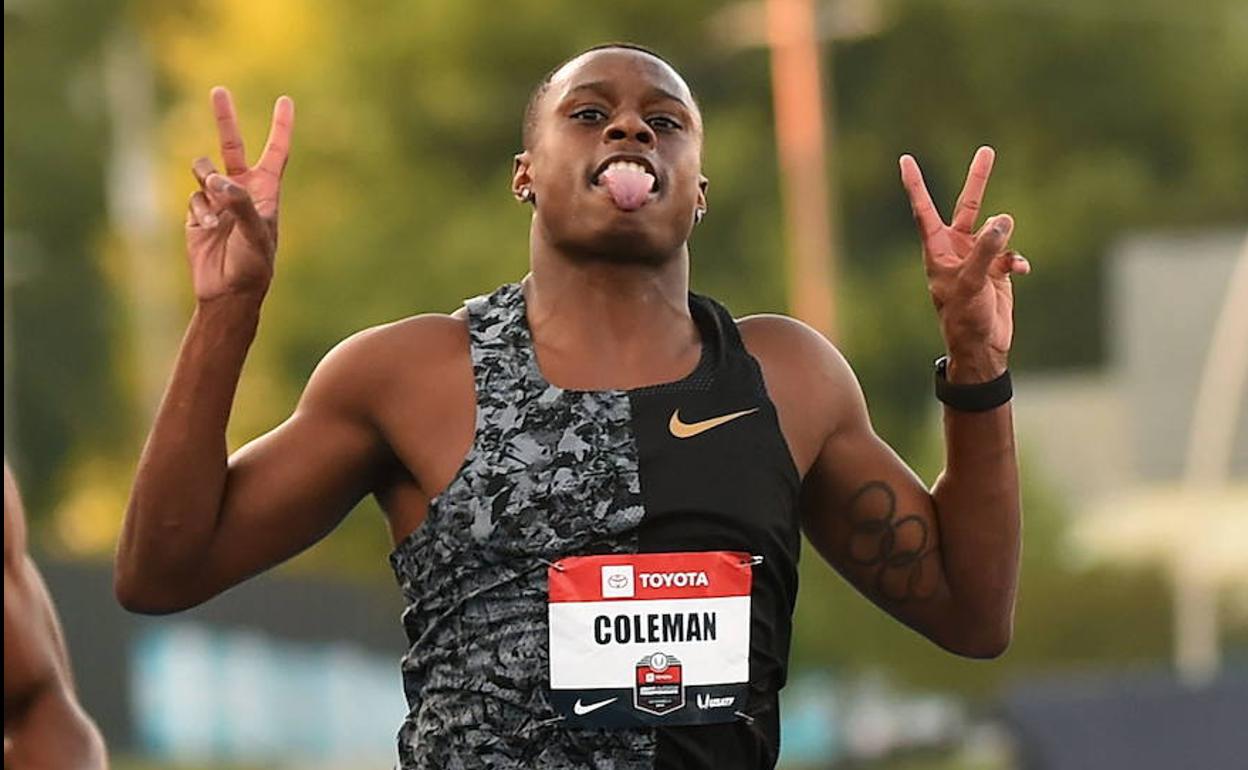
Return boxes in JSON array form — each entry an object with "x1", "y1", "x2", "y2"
[{"x1": 4, "y1": 0, "x2": 131, "y2": 516}]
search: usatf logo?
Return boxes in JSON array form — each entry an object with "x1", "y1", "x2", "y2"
[
  {"x1": 600, "y1": 565, "x2": 635, "y2": 598},
  {"x1": 696, "y1": 693, "x2": 736, "y2": 709}
]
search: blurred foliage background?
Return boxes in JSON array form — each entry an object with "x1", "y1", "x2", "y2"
[{"x1": 4, "y1": 0, "x2": 1247, "y2": 764}]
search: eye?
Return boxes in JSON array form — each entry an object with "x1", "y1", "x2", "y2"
[
  {"x1": 571, "y1": 107, "x2": 607, "y2": 123},
  {"x1": 647, "y1": 116, "x2": 682, "y2": 131}
]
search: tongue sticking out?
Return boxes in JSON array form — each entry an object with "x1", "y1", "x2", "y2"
[{"x1": 599, "y1": 165, "x2": 655, "y2": 211}]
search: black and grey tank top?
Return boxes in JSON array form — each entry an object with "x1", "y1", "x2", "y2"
[{"x1": 389, "y1": 282, "x2": 801, "y2": 769}]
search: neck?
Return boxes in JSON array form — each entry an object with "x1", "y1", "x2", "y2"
[{"x1": 523, "y1": 220, "x2": 697, "y2": 387}]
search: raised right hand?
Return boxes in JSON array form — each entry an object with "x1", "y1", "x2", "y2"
[
  {"x1": 899, "y1": 147, "x2": 1029, "y2": 382},
  {"x1": 185, "y1": 87, "x2": 294, "y2": 302}
]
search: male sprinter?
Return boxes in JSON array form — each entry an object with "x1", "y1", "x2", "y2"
[
  {"x1": 5, "y1": 462, "x2": 108, "y2": 768},
  {"x1": 116, "y1": 44, "x2": 1027, "y2": 769}
]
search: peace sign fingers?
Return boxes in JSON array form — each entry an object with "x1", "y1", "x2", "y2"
[
  {"x1": 209, "y1": 86, "x2": 294, "y2": 186},
  {"x1": 951, "y1": 146, "x2": 995, "y2": 234},
  {"x1": 212, "y1": 87, "x2": 249, "y2": 176},
  {"x1": 899, "y1": 154, "x2": 945, "y2": 243},
  {"x1": 256, "y1": 95, "x2": 295, "y2": 181}
]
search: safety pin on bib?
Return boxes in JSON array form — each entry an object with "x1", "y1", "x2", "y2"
[{"x1": 739, "y1": 554, "x2": 764, "y2": 568}]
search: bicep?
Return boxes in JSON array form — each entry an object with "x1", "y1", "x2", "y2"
[
  {"x1": 193, "y1": 341, "x2": 391, "y2": 600},
  {"x1": 798, "y1": 358, "x2": 960, "y2": 645},
  {"x1": 801, "y1": 426, "x2": 946, "y2": 605}
]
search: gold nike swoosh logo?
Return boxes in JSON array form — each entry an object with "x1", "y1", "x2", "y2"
[{"x1": 668, "y1": 407, "x2": 759, "y2": 439}]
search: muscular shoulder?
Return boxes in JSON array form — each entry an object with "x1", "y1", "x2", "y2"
[
  {"x1": 737, "y1": 315, "x2": 859, "y2": 400},
  {"x1": 737, "y1": 314, "x2": 849, "y2": 381},
  {"x1": 320, "y1": 312, "x2": 467, "y2": 372},
  {"x1": 300, "y1": 312, "x2": 469, "y2": 418},
  {"x1": 736, "y1": 315, "x2": 870, "y2": 460}
]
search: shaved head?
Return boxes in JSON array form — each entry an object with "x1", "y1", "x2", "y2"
[
  {"x1": 511, "y1": 42, "x2": 709, "y2": 266},
  {"x1": 522, "y1": 43, "x2": 700, "y2": 150}
]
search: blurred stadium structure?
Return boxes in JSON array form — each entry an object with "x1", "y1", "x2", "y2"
[
  {"x1": 1017, "y1": 230, "x2": 1248, "y2": 686},
  {"x1": 40, "y1": 560, "x2": 407, "y2": 768},
  {"x1": 999, "y1": 672, "x2": 1248, "y2": 770}
]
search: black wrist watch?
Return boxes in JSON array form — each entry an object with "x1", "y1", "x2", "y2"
[{"x1": 933, "y1": 355, "x2": 1013, "y2": 412}]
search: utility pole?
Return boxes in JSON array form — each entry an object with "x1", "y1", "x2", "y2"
[
  {"x1": 712, "y1": 0, "x2": 885, "y2": 341},
  {"x1": 766, "y1": 0, "x2": 838, "y2": 340}
]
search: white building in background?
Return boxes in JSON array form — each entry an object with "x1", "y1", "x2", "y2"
[
  {"x1": 1018, "y1": 229, "x2": 1248, "y2": 498},
  {"x1": 1014, "y1": 228, "x2": 1248, "y2": 683}
]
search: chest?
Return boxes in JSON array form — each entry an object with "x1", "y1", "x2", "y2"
[{"x1": 374, "y1": 318, "x2": 817, "y2": 549}]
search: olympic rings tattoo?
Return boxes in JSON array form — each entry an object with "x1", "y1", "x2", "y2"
[{"x1": 844, "y1": 481, "x2": 937, "y2": 603}]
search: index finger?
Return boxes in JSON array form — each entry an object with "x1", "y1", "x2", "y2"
[
  {"x1": 951, "y1": 146, "x2": 995, "y2": 233},
  {"x1": 211, "y1": 86, "x2": 248, "y2": 175},
  {"x1": 899, "y1": 154, "x2": 944, "y2": 240},
  {"x1": 256, "y1": 95, "x2": 295, "y2": 180}
]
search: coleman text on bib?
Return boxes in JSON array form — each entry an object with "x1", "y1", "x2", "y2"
[{"x1": 547, "y1": 551, "x2": 752, "y2": 727}]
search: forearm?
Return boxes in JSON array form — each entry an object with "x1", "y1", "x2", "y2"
[
  {"x1": 7, "y1": 684, "x2": 108, "y2": 770},
  {"x1": 117, "y1": 294, "x2": 262, "y2": 606},
  {"x1": 930, "y1": 395, "x2": 1021, "y2": 655}
]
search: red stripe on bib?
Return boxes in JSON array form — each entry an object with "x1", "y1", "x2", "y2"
[{"x1": 549, "y1": 551, "x2": 753, "y2": 602}]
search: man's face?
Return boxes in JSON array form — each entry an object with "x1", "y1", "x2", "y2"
[{"x1": 516, "y1": 49, "x2": 707, "y2": 265}]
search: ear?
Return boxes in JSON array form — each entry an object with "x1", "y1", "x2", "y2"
[
  {"x1": 697, "y1": 174, "x2": 709, "y2": 213},
  {"x1": 512, "y1": 151, "x2": 533, "y2": 203}
]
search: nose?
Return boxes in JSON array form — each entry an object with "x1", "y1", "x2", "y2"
[{"x1": 605, "y1": 111, "x2": 654, "y2": 146}]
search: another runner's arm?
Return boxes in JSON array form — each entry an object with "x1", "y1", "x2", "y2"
[{"x1": 4, "y1": 464, "x2": 108, "y2": 768}]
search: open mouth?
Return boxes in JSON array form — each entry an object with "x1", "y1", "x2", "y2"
[
  {"x1": 590, "y1": 154, "x2": 661, "y2": 212},
  {"x1": 591, "y1": 155, "x2": 660, "y2": 193}
]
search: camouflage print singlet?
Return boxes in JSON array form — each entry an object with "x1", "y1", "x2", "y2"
[{"x1": 389, "y1": 283, "x2": 801, "y2": 769}]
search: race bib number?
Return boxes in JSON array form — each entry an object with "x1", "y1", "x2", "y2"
[{"x1": 547, "y1": 551, "x2": 752, "y2": 727}]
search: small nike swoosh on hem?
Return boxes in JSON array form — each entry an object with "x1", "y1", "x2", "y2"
[
  {"x1": 668, "y1": 407, "x2": 759, "y2": 439},
  {"x1": 573, "y1": 697, "x2": 619, "y2": 715}
]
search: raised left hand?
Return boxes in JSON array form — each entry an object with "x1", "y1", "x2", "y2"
[
  {"x1": 185, "y1": 87, "x2": 294, "y2": 303},
  {"x1": 899, "y1": 146, "x2": 1029, "y2": 383}
]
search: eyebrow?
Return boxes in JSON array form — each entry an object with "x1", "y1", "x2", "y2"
[{"x1": 562, "y1": 81, "x2": 692, "y2": 112}]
